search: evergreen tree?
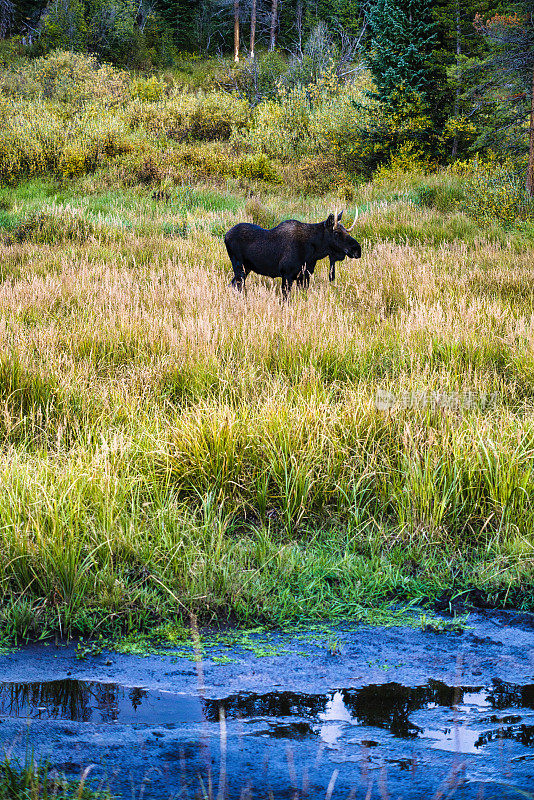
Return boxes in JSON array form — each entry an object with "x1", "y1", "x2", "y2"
[
  {"x1": 431, "y1": 0, "x2": 504, "y2": 157},
  {"x1": 365, "y1": 0, "x2": 439, "y2": 105},
  {"x1": 473, "y1": 4, "x2": 534, "y2": 194},
  {"x1": 154, "y1": 0, "x2": 198, "y2": 49}
]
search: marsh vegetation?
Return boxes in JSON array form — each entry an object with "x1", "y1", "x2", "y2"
[{"x1": 0, "y1": 48, "x2": 532, "y2": 642}]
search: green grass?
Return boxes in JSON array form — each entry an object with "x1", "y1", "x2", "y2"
[
  {"x1": 0, "y1": 39, "x2": 533, "y2": 646},
  {"x1": 0, "y1": 166, "x2": 531, "y2": 644},
  {"x1": 0, "y1": 753, "x2": 109, "y2": 800}
]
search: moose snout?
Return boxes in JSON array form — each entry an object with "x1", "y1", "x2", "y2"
[{"x1": 348, "y1": 243, "x2": 362, "y2": 259}]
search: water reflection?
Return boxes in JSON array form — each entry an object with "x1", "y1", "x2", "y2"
[{"x1": 0, "y1": 678, "x2": 533, "y2": 754}]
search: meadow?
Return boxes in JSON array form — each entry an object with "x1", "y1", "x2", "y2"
[{"x1": 0, "y1": 50, "x2": 533, "y2": 641}]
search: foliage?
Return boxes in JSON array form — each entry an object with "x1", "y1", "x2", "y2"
[
  {"x1": 242, "y1": 71, "x2": 374, "y2": 176},
  {"x1": 471, "y1": 6, "x2": 534, "y2": 194},
  {"x1": 0, "y1": 50, "x2": 130, "y2": 105},
  {"x1": 38, "y1": 0, "x2": 88, "y2": 53},
  {"x1": 450, "y1": 155, "x2": 534, "y2": 226},
  {"x1": 88, "y1": 0, "x2": 138, "y2": 64},
  {"x1": 225, "y1": 50, "x2": 288, "y2": 104},
  {"x1": 126, "y1": 91, "x2": 250, "y2": 141},
  {"x1": 365, "y1": 0, "x2": 440, "y2": 105},
  {"x1": 131, "y1": 74, "x2": 166, "y2": 102},
  {"x1": 237, "y1": 153, "x2": 280, "y2": 182}
]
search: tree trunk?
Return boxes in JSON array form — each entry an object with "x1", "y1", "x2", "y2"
[
  {"x1": 296, "y1": 0, "x2": 303, "y2": 57},
  {"x1": 234, "y1": 0, "x2": 240, "y2": 63},
  {"x1": 250, "y1": 0, "x2": 256, "y2": 58},
  {"x1": 269, "y1": 0, "x2": 278, "y2": 50},
  {"x1": 452, "y1": 0, "x2": 461, "y2": 160}
]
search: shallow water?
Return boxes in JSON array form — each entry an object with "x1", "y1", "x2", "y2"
[
  {"x1": 1, "y1": 676, "x2": 533, "y2": 755},
  {"x1": 1, "y1": 612, "x2": 533, "y2": 798}
]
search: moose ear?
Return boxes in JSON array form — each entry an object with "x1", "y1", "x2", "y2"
[
  {"x1": 338, "y1": 210, "x2": 343, "y2": 220},
  {"x1": 325, "y1": 213, "x2": 335, "y2": 228}
]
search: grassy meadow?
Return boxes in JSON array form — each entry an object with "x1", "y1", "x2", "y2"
[{"x1": 0, "y1": 51, "x2": 533, "y2": 641}]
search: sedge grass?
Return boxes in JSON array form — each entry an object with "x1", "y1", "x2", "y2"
[{"x1": 0, "y1": 173, "x2": 532, "y2": 640}]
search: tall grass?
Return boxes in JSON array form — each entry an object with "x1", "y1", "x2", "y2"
[{"x1": 0, "y1": 168, "x2": 532, "y2": 638}]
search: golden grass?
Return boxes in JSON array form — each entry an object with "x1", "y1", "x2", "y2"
[{"x1": 0, "y1": 177, "x2": 532, "y2": 635}]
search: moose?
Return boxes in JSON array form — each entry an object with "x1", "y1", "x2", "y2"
[{"x1": 224, "y1": 210, "x2": 361, "y2": 297}]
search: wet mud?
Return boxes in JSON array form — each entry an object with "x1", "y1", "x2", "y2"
[{"x1": 0, "y1": 610, "x2": 533, "y2": 798}]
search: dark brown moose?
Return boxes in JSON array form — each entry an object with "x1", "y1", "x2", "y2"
[{"x1": 224, "y1": 210, "x2": 361, "y2": 297}]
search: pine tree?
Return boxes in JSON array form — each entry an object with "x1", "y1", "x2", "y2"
[
  {"x1": 365, "y1": 0, "x2": 439, "y2": 105},
  {"x1": 474, "y1": 4, "x2": 534, "y2": 195},
  {"x1": 154, "y1": 0, "x2": 198, "y2": 49}
]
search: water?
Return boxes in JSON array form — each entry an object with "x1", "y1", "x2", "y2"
[{"x1": 1, "y1": 677, "x2": 533, "y2": 755}]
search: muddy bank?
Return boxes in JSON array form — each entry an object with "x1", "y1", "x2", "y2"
[{"x1": 0, "y1": 610, "x2": 533, "y2": 798}]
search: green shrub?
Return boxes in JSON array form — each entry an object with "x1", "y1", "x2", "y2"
[
  {"x1": 285, "y1": 154, "x2": 346, "y2": 194},
  {"x1": 1, "y1": 206, "x2": 95, "y2": 245},
  {"x1": 237, "y1": 153, "x2": 279, "y2": 183},
  {"x1": 449, "y1": 156, "x2": 534, "y2": 227},
  {"x1": 408, "y1": 177, "x2": 465, "y2": 213},
  {"x1": 172, "y1": 143, "x2": 240, "y2": 180},
  {"x1": 242, "y1": 72, "x2": 375, "y2": 176},
  {"x1": 131, "y1": 75, "x2": 166, "y2": 102},
  {"x1": 228, "y1": 50, "x2": 288, "y2": 103},
  {"x1": 0, "y1": 51, "x2": 129, "y2": 106},
  {"x1": 245, "y1": 198, "x2": 278, "y2": 228},
  {"x1": 127, "y1": 92, "x2": 250, "y2": 142},
  {"x1": 0, "y1": 97, "x2": 129, "y2": 183}
]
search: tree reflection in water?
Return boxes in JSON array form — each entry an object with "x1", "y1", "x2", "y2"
[{"x1": 0, "y1": 678, "x2": 532, "y2": 751}]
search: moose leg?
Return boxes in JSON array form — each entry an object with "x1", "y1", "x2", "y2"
[
  {"x1": 230, "y1": 262, "x2": 247, "y2": 291},
  {"x1": 281, "y1": 274, "x2": 293, "y2": 299},
  {"x1": 329, "y1": 257, "x2": 337, "y2": 282},
  {"x1": 296, "y1": 265, "x2": 310, "y2": 289}
]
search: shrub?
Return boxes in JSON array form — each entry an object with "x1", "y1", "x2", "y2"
[
  {"x1": 227, "y1": 50, "x2": 288, "y2": 103},
  {"x1": 0, "y1": 97, "x2": 129, "y2": 183},
  {"x1": 131, "y1": 75, "x2": 165, "y2": 102},
  {"x1": 172, "y1": 143, "x2": 239, "y2": 180},
  {"x1": 126, "y1": 92, "x2": 250, "y2": 142},
  {"x1": 373, "y1": 143, "x2": 436, "y2": 191},
  {"x1": 245, "y1": 198, "x2": 277, "y2": 228},
  {"x1": 242, "y1": 72, "x2": 375, "y2": 176},
  {"x1": 246, "y1": 89, "x2": 311, "y2": 160},
  {"x1": 135, "y1": 155, "x2": 163, "y2": 185},
  {"x1": 285, "y1": 154, "x2": 346, "y2": 194},
  {"x1": 26, "y1": 50, "x2": 129, "y2": 106},
  {"x1": 450, "y1": 155, "x2": 534, "y2": 226},
  {"x1": 237, "y1": 154, "x2": 279, "y2": 183},
  {"x1": 1, "y1": 206, "x2": 95, "y2": 245}
]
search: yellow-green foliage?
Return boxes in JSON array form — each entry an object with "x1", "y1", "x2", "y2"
[
  {"x1": 373, "y1": 143, "x2": 436, "y2": 191},
  {"x1": 0, "y1": 98, "x2": 129, "y2": 183},
  {"x1": 126, "y1": 91, "x2": 250, "y2": 141},
  {"x1": 242, "y1": 72, "x2": 374, "y2": 172},
  {"x1": 0, "y1": 50, "x2": 129, "y2": 105},
  {"x1": 131, "y1": 75, "x2": 166, "y2": 102},
  {"x1": 237, "y1": 153, "x2": 280, "y2": 183},
  {"x1": 450, "y1": 155, "x2": 534, "y2": 227}
]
